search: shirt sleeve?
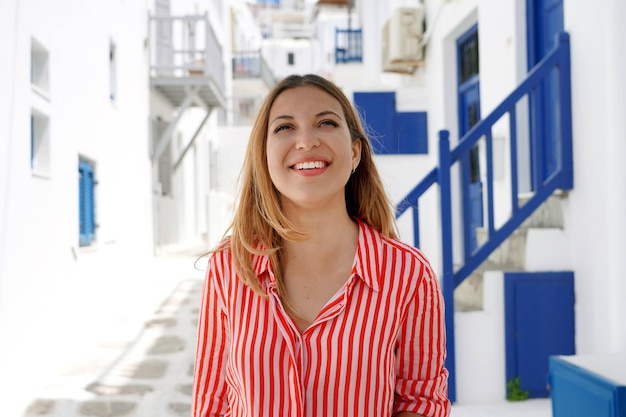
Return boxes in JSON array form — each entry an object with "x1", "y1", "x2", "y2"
[
  {"x1": 393, "y1": 258, "x2": 451, "y2": 417},
  {"x1": 192, "y1": 253, "x2": 230, "y2": 417}
]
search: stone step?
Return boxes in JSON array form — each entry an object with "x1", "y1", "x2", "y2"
[
  {"x1": 457, "y1": 227, "x2": 571, "y2": 312},
  {"x1": 474, "y1": 227, "x2": 572, "y2": 272},
  {"x1": 473, "y1": 193, "x2": 568, "y2": 271},
  {"x1": 454, "y1": 193, "x2": 569, "y2": 312},
  {"x1": 518, "y1": 193, "x2": 565, "y2": 229}
]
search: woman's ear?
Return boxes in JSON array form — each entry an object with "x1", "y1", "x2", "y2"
[{"x1": 352, "y1": 138, "x2": 362, "y2": 171}]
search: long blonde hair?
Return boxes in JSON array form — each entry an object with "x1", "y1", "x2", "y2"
[{"x1": 215, "y1": 74, "x2": 397, "y2": 296}]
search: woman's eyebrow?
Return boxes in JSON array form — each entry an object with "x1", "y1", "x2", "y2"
[
  {"x1": 269, "y1": 115, "x2": 294, "y2": 125},
  {"x1": 316, "y1": 110, "x2": 343, "y2": 120},
  {"x1": 269, "y1": 110, "x2": 343, "y2": 126}
]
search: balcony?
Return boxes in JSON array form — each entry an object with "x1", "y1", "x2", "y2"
[
  {"x1": 227, "y1": 51, "x2": 276, "y2": 126},
  {"x1": 149, "y1": 12, "x2": 226, "y2": 109},
  {"x1": 335, "y1": 28, "x2": 362, "y2": 64},
  {"x1": 232, "y1": 50, "x2": 276, "y2": 88}
]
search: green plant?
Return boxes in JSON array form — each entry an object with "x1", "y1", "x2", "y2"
[{"x1": 506, "y1": 377, "x2": 530, "y2": 401}]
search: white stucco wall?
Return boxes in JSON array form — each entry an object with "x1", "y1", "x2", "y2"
[
  {"x1": 563, "y1": 0, "x2": 626, "y2": 354},
  {"x1": 262, "y1": 38, "x2": 317, "y2": 79},
  {"x1": 0, "y1": 1, "x2": 154, "y2": 415},
  {"x1": 605, "y1": 0, "x2": 626, "y2": 353}
]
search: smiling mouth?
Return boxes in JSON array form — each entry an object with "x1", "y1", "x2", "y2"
[{"x1": 292, "y1": 161, "x2": 328, "y2": 170}]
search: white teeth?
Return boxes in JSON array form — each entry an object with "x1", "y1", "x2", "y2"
[{"x1": 294, "y1": 161, "x2": 326, "y2": 170}]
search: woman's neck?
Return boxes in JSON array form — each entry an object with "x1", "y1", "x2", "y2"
[{"x1": 282, "y1": 209, "x2": 358, "y2": 266}]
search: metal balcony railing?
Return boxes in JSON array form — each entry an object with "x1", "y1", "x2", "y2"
[
  {"x1": 335, "y1": 28, "x2": 363, "y2": 64},
  {"x1": 232, "y1": 50, "x2": 276, "y2": 88},
  {"x1": 149, "y1": 12, "x2": 225, "y2": 108}
]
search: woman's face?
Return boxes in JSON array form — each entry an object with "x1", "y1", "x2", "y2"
[{"x1": 266, "y1": 85, "x2": 361, "y2": 215}]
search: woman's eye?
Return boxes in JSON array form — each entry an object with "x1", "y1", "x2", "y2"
[
  {"x1": 320, "y1": 119, "x2": 338, "y2": 127},
  {"x1": 274, "y1": 124, "x2": 291, "y2": 133}
]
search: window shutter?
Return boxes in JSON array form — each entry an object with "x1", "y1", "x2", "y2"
[{"x1": 79, "y1": 161, "x2": 96, "y2": 246}]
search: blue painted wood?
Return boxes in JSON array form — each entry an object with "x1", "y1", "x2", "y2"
[
  {"x1": 450, "y1": 35, "x2": 570, "y2": 165},
  {"x1": 438, "y1": 130, "x2": 456, "y2": 403},
  {"x1": 395, "y1": 33, "x2": 573, "y2": 403},
  {"x1": 528, "y1": 0, "x2": 564, "y2": 188},
  {"x1": 556, "y1": 33, "x2": 574, "y2": 189},
  {"x1": 509, "y1": 108, "x2": 520, "y2": 215},
  {"x1": 79, "y1": 160, "x2": 96, "y2": 246},
  {"x1": 504, "y1": 272, "x2": 575, "y2": 397},
  {"x1": 335, "y1": 28, "x2": 363, "y2": 64},
  {"x1": 549, "y1": 357, "x2": 626, "y2": 417},
  {"x1": 353, "y1": 92, "x2": 428, "y2": 154},
  {"x1": 396, "y1": 167, "x2": 438, "y2": 217},
  {"x1": 454, "y1": 172, "x2": 561, "y2": 287},
  {"x1": 353, "y1": 91, "x2": 396, "y2": 154},
  {"x1": 411, "y1": 206, "x2": 420, "y2": 249},
  {"x1": 395, "y1": 112, "x2": 428, "y2": 154},
  {"x1": 485, "y1": 129, "x2": 495, "y2": 236},
  {"x1": 457, "y1": 24, "x2": 483, "y2": 258}
]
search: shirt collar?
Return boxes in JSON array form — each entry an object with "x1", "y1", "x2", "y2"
[
  {"x1": 352, "y1": 218, "x2": 383, "y2": 292},
  {"x1": 252, "y1": 218, "x2": 384, "y2": 292}
]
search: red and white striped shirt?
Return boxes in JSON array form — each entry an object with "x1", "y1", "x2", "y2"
[{"x1": 192, "y1": 219, "x2": 450, "y2": 417}]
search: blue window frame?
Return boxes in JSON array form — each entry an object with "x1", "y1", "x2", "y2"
[{"x1": 79, "y1": 160, "x2": 96, "y2": 246}]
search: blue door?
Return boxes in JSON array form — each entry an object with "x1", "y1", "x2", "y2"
[
  {"x1": 528, "y1": 0, "x2": 564, "y2": 188},
  {"x1": 505, "y1": 272, "x2": 575, "y2": 398},
  {"x1": 457, "y1": 25, "x2": 483, "y2": 258}
]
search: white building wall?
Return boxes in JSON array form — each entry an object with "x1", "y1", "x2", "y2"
[
  {"x1": 563, "y1": 0, "x2": 626, "y2": 354},
  {"x1": 262, "y1": 38, "x2": 317, "y2": 79},
  {"x1": 207, "y1": 125, "x2": 252, "y2": 247},
  {"x1": 605, "y1": 0, "x2": 626, "y2": 352},
  {"x1": 0, "y1": 1, "x2": 153, "y2": 415}
]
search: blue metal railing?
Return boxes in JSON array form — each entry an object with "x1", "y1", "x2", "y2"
[
  {"x1": 395, "y1": 32, "x2": 573, "y2": 402},
  {"x1": 335, "y1": 28, "x2": 363, "y2": 63}
]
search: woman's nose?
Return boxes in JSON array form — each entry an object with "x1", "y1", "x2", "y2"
[{"x1": 295, "y1": 128, "x2": 320, "y2": 150}]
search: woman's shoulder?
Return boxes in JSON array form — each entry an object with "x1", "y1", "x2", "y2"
[
  {"x1": 365, "y1": 224, "x2": 432, "y2": 276},
  {"x1": 204, "y1": 237, "x2": 272, "y2": 282},
  {"x1": 201, "y1": 238, "x2": 234, "y2": 270},
  {"x1": 381, "y1": 233, "x2": 426, "y2": 257},
  {"x1": 359, "y1": 220, "x2": 431, "y2": 265}
]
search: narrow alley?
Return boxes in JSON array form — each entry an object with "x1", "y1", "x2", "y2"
[{"x1": 17, "y1": 254, "x2": 552, "y2": 417}]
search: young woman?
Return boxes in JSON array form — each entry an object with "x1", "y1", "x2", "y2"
[{"x1": 192, "y1": 74, "x2": 450, "y2": 417}]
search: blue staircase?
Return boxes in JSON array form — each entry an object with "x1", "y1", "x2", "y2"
[{"x1": 395, "y1": 32, "x2": 574, "y2": 402}]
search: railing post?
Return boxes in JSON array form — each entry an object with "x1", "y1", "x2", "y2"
[
  {"x1": 411, "y1": 206, "x2": 420, "y2": 248},
  {"x1": 438, "y1": 129, "x2": 456, "y2": 402},
  {"x1": 557, "y1": 32, "x2": 573, "y2": 190}
]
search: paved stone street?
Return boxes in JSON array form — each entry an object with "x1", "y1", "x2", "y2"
[
  {"x1": 21, "y1": 258, "x2": 204, "y2": 417},
  {"x1": 17, "y1": 255, "x2": 554, "y2": 417}
]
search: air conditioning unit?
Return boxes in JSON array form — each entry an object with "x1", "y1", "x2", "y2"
[{"x1": 382, "y1": 7, "x2": 425, "y2": 73}]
